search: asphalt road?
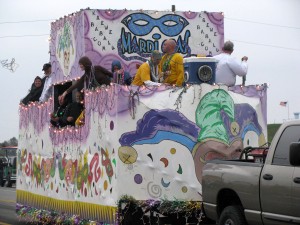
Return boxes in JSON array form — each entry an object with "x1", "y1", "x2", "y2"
[{"x1": 0, "y1": 186, "x2": 26, "y2": 225}]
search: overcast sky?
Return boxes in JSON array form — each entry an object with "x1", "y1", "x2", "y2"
[{"x1": 0, "y1": 0, "x2": 299, "y2": 142}]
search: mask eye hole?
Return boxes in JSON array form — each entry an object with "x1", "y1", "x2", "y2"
[
  {"x1": 163, "y1": 20, "x2": 178, "y2": 27},
  {"x1": 133, "y1": 19, "x2": 149, "y2": 26}
]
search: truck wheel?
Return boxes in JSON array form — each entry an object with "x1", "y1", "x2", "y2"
[
  {"x1": 219, "y1": 205, "x2": 247, "y2": 225},
  {"x1": 5, "y1": 175, "x2": 12, "y2": 187},
  {"x1": 0, "y1": 177, "x2": 4, "y2": 187}
]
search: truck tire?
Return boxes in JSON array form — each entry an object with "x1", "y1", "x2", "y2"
[
  {"x1": 219, "y1": 205, "x2": 247, "y2": 225},
  {"x1": 5, "y1": 174, "x2": 12, "y2": 187},
  {"x1": 0, "y1": 176, "x2": 4, "y2": 187}
]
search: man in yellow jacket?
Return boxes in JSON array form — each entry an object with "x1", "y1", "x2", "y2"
[
  {"x1": 132, "y1": 50, "x2": 162, "y2": 86},
  {"x1": 160, "y1": 39, "x2": 184, "y2": 86}
]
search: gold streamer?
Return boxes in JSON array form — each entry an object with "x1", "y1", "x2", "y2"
[{"x1": 16, "y1": 190, "x2": 116, "y2": 223}]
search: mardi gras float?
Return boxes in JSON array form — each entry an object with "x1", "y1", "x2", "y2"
[{"x1": 17, "y1": 8, "x2": 268, "y2": 225}]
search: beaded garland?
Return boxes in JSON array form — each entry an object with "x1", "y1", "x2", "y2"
[{"x1": 162, "y1": 54, "x2": 174, "y2": 72}]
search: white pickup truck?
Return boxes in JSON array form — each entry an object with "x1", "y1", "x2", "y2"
[{"x1": 202, "y1": 120, "x2": 300, "y2": 225}]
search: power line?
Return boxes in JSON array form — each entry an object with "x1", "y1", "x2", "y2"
[
  {"x1": 225, "y1": 17, "x2": 300, "y2": 30},
  {"x1": 230, "y1": 39, "x2": 300, "y2": 52},
  {"x1": 0, "y1": 19, "x2": 54, "y2": 24},
  {"x1": 0, "y1": 16, "x2": 299, "y2": 51},
  {"x1": 0, "y1": 34, "x2": 49, "y2": 38},
  {"x1": 1, "y1": 16, "x2": 300, "y2": 31}
]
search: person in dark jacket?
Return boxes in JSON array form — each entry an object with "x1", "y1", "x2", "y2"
[
  {"x1": 59, "y1": 56, "x2": 113, "y2": 102},
  {"x1": 111, "y1": 60, "x2": 132, "y2": 85},
  {"x1": 58, "y1": 91, "x2": 84, "y2": 127},
  {"x1": 50, "y1": 95, "x2": 70, "y2": 127},
  {"x1": 21, "y1": 76, "x2": 44, "y2": 105}
]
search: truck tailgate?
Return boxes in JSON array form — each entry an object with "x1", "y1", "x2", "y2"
[{"x1": 202, "y1": 160, "x2": 263, "y2": 221}]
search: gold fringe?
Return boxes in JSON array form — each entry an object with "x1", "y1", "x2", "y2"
[{"x1": 17, "y1": 190, "x2": 116, "y2": 223}]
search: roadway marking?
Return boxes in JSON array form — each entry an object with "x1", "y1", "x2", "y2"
[
  {"x1": 0, "y1": 222, "x2": 11, "y2": 225},
  {"x1": 0, "y1": 200, "x2": 15, "y2": 204},
  {"x1": 0, "y1": 188, "x2": 16, "y2": 193}
]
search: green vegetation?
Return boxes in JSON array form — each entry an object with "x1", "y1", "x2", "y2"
[
  {"x1": 0, "y1": 137, "x2": 18, "y2": 147},
  {"x1": 267, "y1": 124, "x2": 281, "y2": 143}
]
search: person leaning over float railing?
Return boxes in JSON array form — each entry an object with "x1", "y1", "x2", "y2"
[
  {"x1": 39, "y1": 63, "x2": 53, "y2": 103},
  {"x1": 131, "y1": 50, "x2": 163, "y2": 87},
  {"x1": 21, "y1": 76, "x2": 44, "y2": 105},
  {"x1": 59, "y1": 56, "x2": 113, "y2": 102}
]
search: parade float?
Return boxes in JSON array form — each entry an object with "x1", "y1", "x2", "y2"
[{"x1": 16, "y1": 8, "x2": 268, "y2": 225}]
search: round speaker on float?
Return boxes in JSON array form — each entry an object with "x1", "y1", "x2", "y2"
[
  {"x1": 198, "y1": 65, "x2": 212, "y2": 82},
  {"x1": 183, "y1": 57, "x2": 216, "y2": 84},
  {"x1": 184, "y1": 71, "x2": 189, "y2": 82}
]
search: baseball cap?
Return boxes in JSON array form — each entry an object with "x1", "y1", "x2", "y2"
[
  {"x1": 151, "y1": 50, "x2": 162, "y2": 60},
  {"x1": 42, "y1": 63, "x2": 51, "y2": 71}
]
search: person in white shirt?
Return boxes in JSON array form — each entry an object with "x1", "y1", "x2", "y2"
[
  {"x1": 213, "y1": 41, "x2": 248, "y2": 87},
  {"x1": 39, "y1": 63, "x2": 52, "y2": 102}
]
